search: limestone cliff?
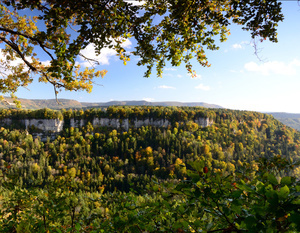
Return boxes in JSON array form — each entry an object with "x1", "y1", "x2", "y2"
[
  {"x1": 0, "y1": 116, "x2": 213, "y2": 141},
  {"x1": 71, "y1": 117, "x2": 213, "y2": 131}
]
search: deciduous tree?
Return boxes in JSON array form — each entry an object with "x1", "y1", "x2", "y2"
[{"x1": 0, "y1": 0, "x2": 284, "y2": 104}]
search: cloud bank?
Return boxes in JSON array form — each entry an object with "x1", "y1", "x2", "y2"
[{"x1": 244, "y1": 59, "x2": 300, "y2": 76}]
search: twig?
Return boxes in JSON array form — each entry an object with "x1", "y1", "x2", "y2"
[
  {"x1": 0, "y1": 36, "x2": 37, "y2": 72},
  {"x1": 251, "y1": 37, "x2": 268, "y2": 63},
  {"x1": 0, "y1": 27, "x2": 55, "y2": 60}
]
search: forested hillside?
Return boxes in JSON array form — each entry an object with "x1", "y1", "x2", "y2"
[
  {"x1": 1, "y1": 106, "x2": 300, "y2": 232},
  {"x1": 270, "y1": 112, "x2": 300, "y2": 131}
]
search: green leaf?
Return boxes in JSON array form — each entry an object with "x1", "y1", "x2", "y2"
[
  {"x1": 244, "y1": 216, "x2": 256, "y2": 227},
  {"x1": 231, "y1": 200, "x2": 242, "y2": 214},
  {"x1": 193, "y1": 219, "x2": 202, "y2": 227},
  {"x1": 236, "y1": 183, "x2": 253, "y2": 193},
  {"x1": 292, "y1": 198, "x2": 300, "y2": 204},
  {"x1": 189, "y1": 159, "x2": 205, "y2": 172},
  {"x1": 266, "y1": 191, "x2": 279, "y2": 208},
  {"x1": 75, "y1": 223, "x2": 81, "y2": 231},
  {"x1": 278, "y1": 185, "x2": 289, "y2": 200},
  {"x1": 181, "y1": 220, "x2": 189, "y2": 228},
  {"x1": 231, "y1": 190, "x2": 243, "y2": 198},
  {"x1": 152, "y1": 184, "x2": 159, "y2": 192},
  {"x1": 268, "y1": 173, "x2": 278, "y2": 185},
  {"x1": 290, "y1": 213, "x2": 300, "y2": 224},
  {"x1": 252, "y1": 205, "x2": 267, "y2": 216},
  {"x1": 280, "y1": 176, "x2": 292, "y2": 185}
]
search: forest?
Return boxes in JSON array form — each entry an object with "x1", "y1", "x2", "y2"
[
  {"x1": 0, "y1": 0, "x2": 296, "y2": 231},
  {"x1": 0, "y1": 106, "x2": 299, "y2": 232}
]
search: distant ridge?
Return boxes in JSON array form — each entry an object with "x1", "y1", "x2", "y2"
[
  {"x1": 0, "y1": 98, "x2": 83, "y2": 109},
  {"x1": 81, "y1": 100, "x2": 223, "y2": 108},
  {"x1": 269, "y1": 112, "x2": 300, "y2": 131},
  {"x1": 0, "y1": 98, "x2": 223, "y2": 109},
  {"x1": 2, "y1": 98, "x2": 300, "y2": 131}
]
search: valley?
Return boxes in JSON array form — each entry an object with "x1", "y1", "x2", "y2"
[{"x1": 0, "y1": 106, "x2": 299, "y2": 232}]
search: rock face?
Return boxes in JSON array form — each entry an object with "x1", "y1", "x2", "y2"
[
  {"x1": 0, "y1": 118, "x2": 12, "y2": 126},
  {"x1": 71, "y1": 117, "x2": 213, "y2": 131},
  {"x1": 0, "y1": 118, "x2": 65, "y2": 141},
  {"x1": 23, "y1": 119, "x2": 64, "y2": 132},
  {"x1": 195, "y1": 118, "x2": 213, "y2": 127},
  {"x1": 0, "y1": 117, "x2": 213, "y2": 140}
]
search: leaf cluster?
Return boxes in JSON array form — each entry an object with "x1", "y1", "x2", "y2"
[{"x1": 0, "y1": 0, "x2": 284, "y2": 100}]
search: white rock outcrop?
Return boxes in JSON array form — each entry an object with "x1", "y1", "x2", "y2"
[
  {"x1": 23, "y1": 119, "x2": 64, "y2": 132},
  {"x1": 0, "y1": 117, "x2": 213, "y2": 133},
  {"x1": 71, "y1": 117, "x2": 212, "y2": 131}
]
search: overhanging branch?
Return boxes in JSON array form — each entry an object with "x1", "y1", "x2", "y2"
[
  {"x1": 0, "y1": 36, "x2": 37, "y2": 71},
  {"x1": 0, "y1": 27, "x2": 55, "y2": 61}
]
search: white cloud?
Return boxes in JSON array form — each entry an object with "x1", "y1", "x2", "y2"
[
  {"x1": 120, "y1": 39, "x2": 132, "y2": 48},
  {"x1": 232, "y1": 43, "x2": 242, "y2": 49},
  {"x1": 177, "y1": 74, "x2": 183, "y2": 78},
  {"x1": 0, "y1": 50, "x2": 52, "y2": 68},
  {"x1": 79, "y1": 39, "x2": 132, "y2": 67},
  {"x1": 41, "y1": 60, "x2": 51, "y2": 66},
  {"x1": 291, "y1": 59, "x2": 300, "y2": 67},
  {"x1": 156, "y1": 85, "x2": 176, "y2": 90},
  {"x1": 244, "y1": 59, "x2": 300, "y2": 76},
  {"x1": 195, "y1": 83, "x2": 210, "y2": 91},
  {"x1": 143, "y1": 97, "x2": 154, "y2": 102},
  {"x1": 124, "y1": 0, "x2": 146, "y2": 6},
  {"x1": 0, "y1": 50, "x2": 32, "y2": 68},
  {"x1": 164, "y1": 67, "x2": 177, "y2": 71},
  {"x1": 232, "y1": 41, "x2": 249, "y2": 50},
  {"x1": 0, "y1": 50, "x2": 51, "y2": 77}
]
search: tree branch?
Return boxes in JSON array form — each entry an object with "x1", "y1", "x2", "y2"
[
  {"x1": 0, "y1": 35, "x2": 67, "y2": 93},
  {"x1": 79, "y1": 52, "x2": 100, "y2": 66},
  {"x1": 210, "y1": 195, "x2": 242, "y2": 233},
  {"x1": 0, "y1": 27, "x2": 55, "y2": 61},
  {"x1": 0, "y1": 36, "x2": 37, "y2": 71}
]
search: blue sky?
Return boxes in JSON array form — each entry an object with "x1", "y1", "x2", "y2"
[{"x1": 12, "y1": 1, "x2": 300, "y2": 113}]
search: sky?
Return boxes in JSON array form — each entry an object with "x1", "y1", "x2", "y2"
[{"x1": 9, "y1": 1, "x2": 300, "y2": 113}]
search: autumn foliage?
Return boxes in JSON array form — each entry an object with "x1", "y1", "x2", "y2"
[{"x1": 0, "y1": 106, "x2": 299, "y2": 232}]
